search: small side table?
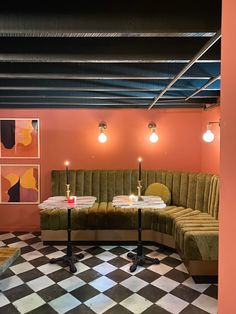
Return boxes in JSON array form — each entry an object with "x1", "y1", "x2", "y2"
[
  {"x1": 112, "y1": 195, "x2": 166, "y2": 272},
  {"x1": 49, "y1": 206, "x2": 84, "y2": 273},
  {"x1": 38, "y1": 196, "x2": 96, "y2": 273},
  {"x1": 127, "y1": 207, "x2": 160, "y2": 272}
]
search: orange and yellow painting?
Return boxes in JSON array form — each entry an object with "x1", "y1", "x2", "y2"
[
  {"x1": 0, "y1": 165, "x2": 40, "y2": 203},
  {"x1": 0, "y1": 119, "x2": 39, "y2": 158}
]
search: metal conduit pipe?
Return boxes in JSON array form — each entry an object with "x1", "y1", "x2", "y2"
[
  {"x1": 185, "y1": 74, "x2": 221, "y2": 100},
  {"x1": 148, "y1": 29, "x2": 221, "y2": 110}
]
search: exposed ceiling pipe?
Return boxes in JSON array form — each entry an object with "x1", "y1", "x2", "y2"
[
  {"x1": 148, "y1": 29, "x2": 221, "y2": 110},
  {"x1": 0, "y1": 54, "x2": 220, "y2": 63},
  {"x1": 0, "y1": 95, "x2": 218, "y2": 100},
  {"x1": 0, "y1": 101, "x2": 210, "y2": 108},
  {"x1": 0, "y1": 73, "x2": 212, "y2": 80},
  {"x1": 0, "y1": 86, "x2": 205, "y2": 91},
  {"x1": 185, "y1": 74, "x2": 220, "y2": 100},
  {"x1": 0, "y1": 13, "x2": 217, "y2": 38},
  {"x1": 0, "y1": 32, "x2": 215, "y2": 38}
]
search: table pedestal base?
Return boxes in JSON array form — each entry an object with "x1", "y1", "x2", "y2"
[
  {"x1": 49, "y1": 207, "x2": 84, "y2": 273},
  {"x1": 50, "y1": 252, "x2": 84, "y2": 273},
  {"x1": 127, "y1": 207, "x2": 160, "y2": 272},
  {"x1": 127, "y1": 251, "x2": 160, "y2": 272}
]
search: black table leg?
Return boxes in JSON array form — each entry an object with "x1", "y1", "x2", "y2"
[
  {"x1": 50, "y1": 207, "x2": 84, "y2": 273},
  {"x1": 127, "y1": 207, "x2": 160, "y2": 272}
]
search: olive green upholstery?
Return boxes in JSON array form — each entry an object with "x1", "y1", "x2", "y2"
[
  {"x1": 144, "y1": 182, "x2": 171, "y2": 205},
  {"x1": 41, "y1": 169, "x2": 219, "y2": 266}
]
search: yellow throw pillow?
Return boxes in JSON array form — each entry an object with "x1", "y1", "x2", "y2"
[{"x1": 145, "y1": 183, "x2": 171, "y2": 205}]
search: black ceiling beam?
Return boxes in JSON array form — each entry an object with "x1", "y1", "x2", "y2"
[
  {"x1": 0, "y1": 1, "x2": 221, "y2": 37},
  {"x1": 0, "y1": 73, "x2": 214, "y2": 80},
  {"x1": 0, "y1": 90, "x2": 219, "y2": 98},
  {"x1": 0, "y1": 103, "x2": 207, "y2": 109},
  {"x1": 0, "y1": 78, "x2": 220, "y2": 91},
  {"x1": 0, "y1": 98, "x2": 218, "y2": 105},
  {"x1": 0, "y1": 62, "x2": 221, "y2": 74},
  {"x1": 0, "y1": 38, "x2": 220, "y2": 62}
]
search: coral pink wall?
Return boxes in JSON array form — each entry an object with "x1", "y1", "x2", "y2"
[
  {"x1": 0, "y1": 108, "x2": 204, "y2": 231},
  {"x1": 219, "y1": 0, "x2": 236, "y2": 312},
  {"x1": 201, "y1": 106, "x2": 220, "y2": 174}
]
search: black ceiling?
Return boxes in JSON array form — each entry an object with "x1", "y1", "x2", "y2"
[{"x1": 0, "y1": 0, "x2": 221, "y2": 109}]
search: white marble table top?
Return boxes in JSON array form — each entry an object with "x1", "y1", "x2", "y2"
[
  {"x1": 112, "y1": 195, "x2": 166, "y2": 209},
  {"x1": 38, "y1": 196, "x2": 96, "y2": 210}
]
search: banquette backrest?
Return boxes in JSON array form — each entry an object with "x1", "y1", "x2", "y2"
[{"x1": 51, "y1": 170, "x2": 219, "y2": 219}]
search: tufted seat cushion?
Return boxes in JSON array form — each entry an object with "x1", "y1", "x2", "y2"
[
  {"x1": 152, "y1": 206, "x2": 201, "y2": 234},
  {"x1": 173, "y1": 212, "x2": 218, "y2": 260},
  {"x1": 183, "y1": 230, "x2": 219, "y2": 261},
  {"x1": 40, "y1": 202, "x2": 155, "y2": 230}
]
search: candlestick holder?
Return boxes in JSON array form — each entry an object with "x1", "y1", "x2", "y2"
[
  {"x1": 137, "y1": 180, "x2": 144, "y2": 201},
  {"x1": 66, "y1": 184, "x2": 70, "y2": 199}
]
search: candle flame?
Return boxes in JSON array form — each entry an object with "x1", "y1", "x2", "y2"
[
  {"x1": 65, "y1": 161, "x2": 69, "y2": 166},
  {"x1": 138, "y1": 157, "x2": 142, "y2": 162}
]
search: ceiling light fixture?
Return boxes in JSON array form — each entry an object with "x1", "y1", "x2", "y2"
[
  {"x1": 98, "y1": 122, "x2": 107, "y2": 143},
  {"x1": 148, "y1": 122, "x2": 159, "y2": 143},
  {"x1": 202, "y1": 121, "x2": 220, "y2": 143}
]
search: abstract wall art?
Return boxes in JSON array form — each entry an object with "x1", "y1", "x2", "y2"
[
  {"x1": 0, "y1": 164, "x2": 40, "y2": 203},
  {"x1": 0, "y1": 119, "x2": 40, "y2": 158}
]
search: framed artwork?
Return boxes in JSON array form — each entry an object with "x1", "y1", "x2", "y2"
[
  {"x1": 0, "y1": 164, "x2": 40, "y2": 204},
  {"x1": 0, "y1": 118, "x2": 40, "y2": 158}
]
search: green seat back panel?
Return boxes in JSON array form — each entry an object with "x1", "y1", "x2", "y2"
[
  {"x1": 155, "y1": 170, "x2": 163, "y2": 183},
  {"x1": 179, "y1": 172, "x2": 188, "y2": 207},
  {"x1": 195, "y1": 174, "x2": 206, "y2": 212},
  {"x1": 92, "y1": 171, "x2": 100, "y2": 202},
  {"x1": 207, "y1": 175, "x2": 220, "y2": 219},
  {"x1": 69, "y1": 171, "x2": 77, "y2": 196},
  {"x1": 187, "y1": 173, "x2": 197, "y2": 209},
  {"x1": 84, "y1": 171, "x2": 93, "y2": 196},
  {"x1": 107, "y1": 171, "x2": 116, "y2": 202},
  {"x1": 171, "y1": 172, "x2": 180, "y2": 205},
  {"x1": 76, "y1": 171, "x2": 84, "y2": 196},
  {"x1": 124, "y1": 170, "x2": 132, "y2": 195},
  {"x1": 203, "y1": 175, "x2": 212, "y2": 213},
  {"x1": 147, "y1": 170, "x2": 155, "y2": 185},
  {"x1": 165, "y1": 171, "x2": 173, "y2": 194}
]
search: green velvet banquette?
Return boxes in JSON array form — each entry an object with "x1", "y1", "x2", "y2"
[{"x1": 40, "y1": 169, "x2": 219, "y2": 276}]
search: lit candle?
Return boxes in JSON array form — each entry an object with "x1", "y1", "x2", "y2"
[
  {"x1": 129, "y1": 194, "x2": 136, "y2": 204},
  {"x1": 65, "y1": 161, "x2": 69, "y2": 184},
  {"x1": 67, "y1": 196, "x2": 76, "y2": 204},
  {"x1": 138, "y1": 157, "x2": 142, "y2": 180}
]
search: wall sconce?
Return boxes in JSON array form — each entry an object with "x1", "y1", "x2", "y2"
[
  {"x1": 148, "y1": 122, "x2": 159, "y2": 143},
  {"x1": 98, "y1": 122, "x2": 107, "y2": 143},
  {"x1": 202, "y1": 121, "x2": 220, "y2": 143}
]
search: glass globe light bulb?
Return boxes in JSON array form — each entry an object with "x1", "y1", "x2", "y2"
[
  {"x1": 98, "y1": 131, "x2": 107, "y2": 143},
  {"x1": 202, "y1": 129, "x2": 215, "y2": 143},
  {"x1": 149, "y1": 131, "x2": 159, "y2": 143}
]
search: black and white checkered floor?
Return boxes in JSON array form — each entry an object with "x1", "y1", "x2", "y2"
[{"x1": 0, "y1": 232, "x2": 217, "y2": 314}]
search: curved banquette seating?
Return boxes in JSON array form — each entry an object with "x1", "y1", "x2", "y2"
[{"x1": 40, "y1": 169, "x2": 219, "y2": 276}]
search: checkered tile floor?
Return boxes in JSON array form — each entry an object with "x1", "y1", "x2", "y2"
[{"x1": 0, "y1": 232, "x2": 217, "y2": 314}]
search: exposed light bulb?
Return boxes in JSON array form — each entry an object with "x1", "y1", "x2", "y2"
[
  {"x1": 149, "y1": 130, "x2": 159, "y2": 143},
  {"x1": 98, "y1": 131, "x2": 107, "y2": 143},
  {"x1": 203, "y1": 130, "x2": 215, "y2": 143}
]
